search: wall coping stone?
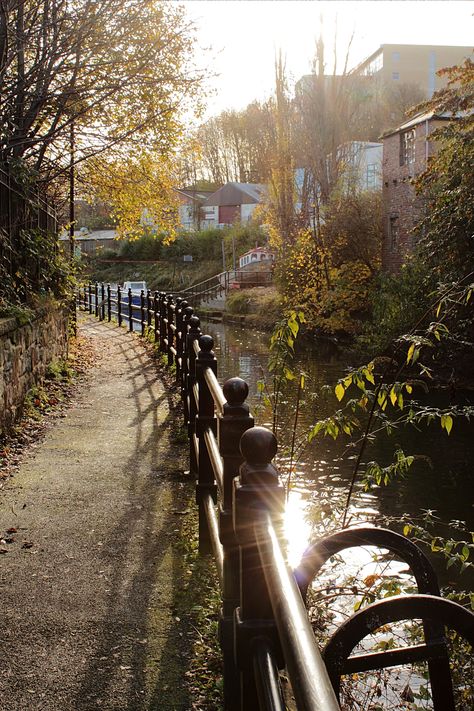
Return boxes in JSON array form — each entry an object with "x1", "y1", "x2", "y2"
[{"x1": 0, "y1": 305, "x2": 57, "y2": 337}]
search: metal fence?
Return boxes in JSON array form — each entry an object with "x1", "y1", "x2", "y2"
[
  {"x1": 79, "y1": 283, "x2": 474, "y2": 711},
  {"x1": 0, "y1": 164, "x2": 57, "y2": 287}
]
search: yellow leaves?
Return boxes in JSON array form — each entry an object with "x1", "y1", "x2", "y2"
[
  {"x1": 335, "y1": 382, "x2": 345, "y2": 401},
  {"x1": 84, "y1": 151, "x2": 179, "y2": 241},
  {"x1": 406, "y1": 342, "x2": 419, "y2": 365},
  {"x1": 440, "y1": 414, "x2": 454, "y2": 435}
]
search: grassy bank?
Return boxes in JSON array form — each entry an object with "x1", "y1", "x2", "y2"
[{"x1": 80, "y1": 224, "x2": 265, "y2": 293}]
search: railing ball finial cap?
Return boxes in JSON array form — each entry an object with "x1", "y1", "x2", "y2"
[
  {"x1": 240, "y1": 426, "x2": 277, "y2": 466},
  {"x1": 184, "y1": 306, "x2": 193, "y2": 318},
  {"x1": 189, "y1": 315, "x2": 200, "y2": 328},
  {"x1": 199, "y1": 334, "x2": 214, "y2": 352},
  {"x1": 223, "y1": 377, "x2": 248, "y2": 406}
]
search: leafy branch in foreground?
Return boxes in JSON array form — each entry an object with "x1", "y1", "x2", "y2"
[{"x1": 308, "y1": 279, "x2": 473, "y2": 526}]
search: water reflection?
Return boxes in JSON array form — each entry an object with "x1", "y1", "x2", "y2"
[{"x1": 201, "y1": 318, "x2": 474, "y2": 590}]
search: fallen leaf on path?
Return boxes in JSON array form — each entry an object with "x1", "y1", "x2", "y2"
[{"x1": 21, "y1": 541, "x2": 33, "y2": 549}]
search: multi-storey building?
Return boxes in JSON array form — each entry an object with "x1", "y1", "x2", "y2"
[{"x1": 351, "y1": 44, "x2": 473, "y2": 97}]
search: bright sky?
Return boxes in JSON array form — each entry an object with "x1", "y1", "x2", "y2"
[{"x1": 180, "y1": 0, "x2": 474, "y2": 118}]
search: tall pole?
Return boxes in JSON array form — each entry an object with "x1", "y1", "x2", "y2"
[
  {"x1": 221, "y1": 237, "x2": 226, "y2": 272},
  {"x1": 69, "y1": 121, "x2": 75, "y2": 259}
]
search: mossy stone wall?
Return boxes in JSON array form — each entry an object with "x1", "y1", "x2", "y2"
[{"x1": 0, "y1": 307, "x2": 68, "y2": 434}]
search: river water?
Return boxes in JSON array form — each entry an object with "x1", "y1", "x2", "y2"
[{"x1": 200, "y1": 318, "x2": 474, "y2": 590}]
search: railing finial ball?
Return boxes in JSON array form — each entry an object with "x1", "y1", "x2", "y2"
[
  {"x1": 199, "y1": 334, "x2": 214, "y2": 352},
  {"x1": 223, "y1": 377, "x2": 248, "y2": 406},
  {"x1": 240, "y1": 426, "x2": 277, "y2": 465},
  {"x1": 189, "y1": 315, "x2": 200, "y2": 328},
  {"x1": 181, "y1": 300, "x2": 188, "y2": 309},
  {"x1": 184, "y1": 306, "x2": 193, "y2": 318}
]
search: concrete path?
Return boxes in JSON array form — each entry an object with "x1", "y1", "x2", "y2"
[{"x1": 0, "y1": 315, "x2": 192, "y2": 711}]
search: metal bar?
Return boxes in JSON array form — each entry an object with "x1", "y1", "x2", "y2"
[
  {"x1": 202, "y1": 493, "x2": 224, "y2": 587},
  {"x1": 204, "y1": 368, "x2": 226, "y2": 415},
  {"x1": 203, "y1": 428, "x2": 224, "y2": 497},
  {"x1": 193, "y1": 339, "x2": 200, "y2": 356},
  {"x1": 193, "y1": 383, "x2": 199, "y2": 409},
  {"x1": 342, "y1": 642, "x2": 449, "y2": 675},
  {"x1": 253, "y1": 640, "x2": 286, "y2": 711},
  {"x1": 255, "y1": 513, "x2": 341, "y2": 711},
  {"x1": 170, "y1": 347, "x2": 177, "y2": 357},
  {"x1": 193, "y1": 433, "x2": 199, "y2": 460}
]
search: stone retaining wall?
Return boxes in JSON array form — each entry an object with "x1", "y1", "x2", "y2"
[{"x1": 0, "y1": 307, "x2": 69, "y2": 434}]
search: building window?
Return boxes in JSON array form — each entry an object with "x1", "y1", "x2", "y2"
[
  {"x1": 400, "y1": 129, "x2": 415, "y2": 166},
  {"x1": 362, "y1": 52, "x2": 383, "y2": 76},
  {"x1": 392, "y1": 51, "x2": 400, "y2": 62},
  {"x1": 366, "y1": 164, "x2": 377, "y2": 189},
  {"x1": 389, "y1": 216, "x2": 399, "y2": 251},
  {"x1": 392, "y1": 71, "x2": 400, "y2": 81}
]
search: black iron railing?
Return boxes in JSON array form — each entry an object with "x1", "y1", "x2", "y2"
[{"x1": 78, "y1": 283, "x2": 474, "y2": 711}]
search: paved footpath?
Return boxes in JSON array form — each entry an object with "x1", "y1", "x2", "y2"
[{"x1": 0, "y1": 316, "x2": 192, "y2": 711}]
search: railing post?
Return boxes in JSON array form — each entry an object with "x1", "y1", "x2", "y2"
[
  {"x1": 88, "y1": 283, "x2": 92, "y2": 314},
  {"x1": 181, "y1": 305, "x2": 193, "y2": 418},
  {"x1": 159, "y1": 292, "x2": 167, "y2": 353},
  {"x1": 128, "y1": 287, "x2": 133, "y2": 332},
  {"x1": 107, "y1": 284, "x2": 111, "y2": 322},
  {"x1": 117, "y1": 285, "x2": 122, "y2": 327},
  {"x1": 140, "y1": 289, "x2": 145, "y2": 336},
  {"x1": 218, "y1": 378, "x2": 254, "y2": 711},
  {"x1": 83, "y1": 284, "x2": 87, "y2": 311},
  {"x1": 94, "y1": 283, "x2": 99, "y2": 317},
  {"x1": 146, "y1": 289, "x2": 152, "y2": 331},
  {"x1": 100, "y1": 282, "x2": 105, "y2": 321},
  {"x1": 174, "y1": 297, "x2": 184, "y2": 383},
  {"x1": 195, "y1": 334, "x2": 218, "y2": 554},
  {"x1": 153, "y1": 291, "x2": 159, "y2": 344},
  {"x1": 186, "y1": 315, "x2": 201, "y2": 478},
  {"x1": 166, "y1": 294, "x2": 174, "y2": 366},
  {"x1": 233, "y1": 427, "x2": 285, "y2": 710}
]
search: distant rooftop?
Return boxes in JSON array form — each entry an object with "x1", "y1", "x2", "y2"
[{"x1": 203, "y1": 182, "x2": 266, "y2": 206}]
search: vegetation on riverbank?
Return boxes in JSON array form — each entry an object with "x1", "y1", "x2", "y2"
[{"x1": 83, "y1": 223, "x2": 264, "y2": 292}]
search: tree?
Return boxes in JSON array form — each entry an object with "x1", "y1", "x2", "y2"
[
  {"x1": 413, "y1": 59, "x2": 474, "y2": 377},
  {"x1": 0, "y1": 0, "x2": 203, "y2": 185},
  {"x1": 415, "y1": 59, "x2": 474, "y2": 282},
  {"x1": 81, "y1": 152, "x2": 179, "y2": 241},
  {"x1": 193, "y1": 100, "x2": 275, "y2": 184}
]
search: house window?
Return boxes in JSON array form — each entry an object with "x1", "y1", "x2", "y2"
[
  {"x1": 389, "y1": 216, "x2": 399, "y2": 251},
  {"x1": 400, "y1": 129, "x2": 415, "y2": 166},
  {"x1": 392, "y1": 51, "x2": 400, "y2": 62},
  {"x1": 392, "y1": 71, "x2": 400, "y2": 81}
]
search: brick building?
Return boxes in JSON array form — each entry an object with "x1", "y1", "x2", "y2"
[{"x1": 381, "y1": 111, "x2": 451, "y2": 273}]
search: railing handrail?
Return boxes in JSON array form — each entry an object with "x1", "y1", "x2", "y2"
[
  {"x1": 173, "y1": 270, "x2": 228, "y2": 296},
  {"x1": 255, "y1": 512, "x2": 340, "y2": 711}
]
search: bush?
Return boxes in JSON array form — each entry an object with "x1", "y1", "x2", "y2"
[{"x1": 355, "y1": 259, "x2": 429, "y2": 356}]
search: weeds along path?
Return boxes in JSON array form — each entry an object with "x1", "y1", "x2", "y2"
[{"x1": 0, "y1": 314, "x2": 193, "y2": 711}]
